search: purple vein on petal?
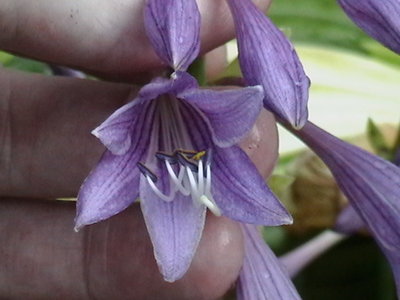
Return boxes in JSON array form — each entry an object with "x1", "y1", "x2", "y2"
[
  {"x1": 178, "y1": 100, "x2": 292, "y2": 225},
  {"x1": 227, "y1": 0, "x2": 310, "y2": 129},
  {"x1": 237, "y1": 224, "x2": 301, "y2": 300},
  {"x1": 287, "y1": 121, "x2": 400, "y2": 296},
  {"x1": 140, "y1": 177, "x2": 206, "y2": 282},
  {"x1": 75, "y1": 102, "x2": 157, "y2": 230},
  {"x1": 179, "y1": 85, "x2": 264, "y2": 148},
  {"x1": 144, "y1": 0, "x2": 201, "y2": 71},
  {"x1": 338, "y1": 0, "x2": 400, "y2": 54}
]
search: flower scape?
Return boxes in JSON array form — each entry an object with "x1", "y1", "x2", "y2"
[{"x1": 75, "y1": 0, "x2": 400, "y2": 299}]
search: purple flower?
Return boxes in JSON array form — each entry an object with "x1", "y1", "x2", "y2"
[
  {"x1": 75, "y1": 0, "x2": 291, "y2": 282},
  {"x1": 395, "y1": 146, "x2": 400, "y2": 166},
  {"x1": 237, "y1": 224, "x2": 301, "y2": 300},
  {"x1": 280, "y1": 230, "x2": 346, "y2": 278},
  {"x1": 338, "y1": 0, "x2": 400, "y2": 54},
  {"x1": 227, "y1": 0, "x2": 310, "y2": 129},
  {"x1": 288, "y1": 121, "x2": 400, "y2": 296},
  {"x1": 144, "y1": 0, "x2": 200, "y2": 71},
  {"x1": 334, "y1": 204, "x2": 364, "y2": 234}
]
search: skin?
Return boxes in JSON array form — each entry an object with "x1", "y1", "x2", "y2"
[{"x1": 0, "y1": 0, "x2": 276, "y2": 299}]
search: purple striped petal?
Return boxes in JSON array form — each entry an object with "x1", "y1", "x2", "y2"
[
  {"x1": 144, "y1": 0, "x2": 200, "y2": 71},
  {"x1": 395, "y1": 147, "x2": 400, "y2": 166},
  {"x1": 93, "y1": 73, "x2": 197, "y2": 155},
  {"x1": 75, "y1": 150, "x2": 141, "y2": 230},
  {"x1": 227, "y1": 0, "x2": 309, "y2": 129},
  {"x1": 179, "y1": 85, "x2": 264, "y2": 147},
  {"x1": 92, "y1": 100, "x2": 145, "y2": 155},
  {"x1": 291, "y1": 121, "x2": 400, "y2": 296},
  {"x1": 280, "y1": 230, "x2": 346, "y2": 278},
  {"x1": 334, "y1": 205, "x2": 364, "y2": 234},
  {"x1": 338, "y1": 0, "x2": 400, "y2": 54},
  {"x1": 139, "y1": 177, "x2": 206, "y2": 282},
  {"x1": 178, "y1": 100, "x2": 291, "y2": 226},
  {"x1": 76, "y1": 94, "x2": 158, "y2": 229},
  {"x1": 237, "y1": 224, "x2": 301, "y2": 300},
  {"x1": 212, "y1": 146, "x2": 292, "y2": 226}
]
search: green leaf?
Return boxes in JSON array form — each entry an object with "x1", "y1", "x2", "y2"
[
  {"x1": 269, "y1": 0, "x2": 400, "y2": 67},
  {"x1": 213, "y1": 57, "x2": 242, "y2": 81},
  {"x1": 366, "y1": 118, "x2": 392, "y2": 160},
  {"x1": 278, "y1": 45, "x2": 400, "y2": 153},
  {"x1": 3, "y1": 56, "x2": 50, "y2": 74},
  {"x1": 268, "y1": 0, "x2": 371, "y2": 53},
  {"x1": 0, "y1": 51, "x2": 14, "y2": 65},
  {"x1": 362, "y1": 40, "x2": 400, "y2": 67},
  {"x1": 187, "y1": 57, "x2": 206, "y2": 86}
]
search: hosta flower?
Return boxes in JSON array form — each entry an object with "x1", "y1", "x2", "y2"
[
  {"x1": 227, "y1": 0, "x2": 310, "y2": 129},
  {"x1": 395, "y1": 147, "x2": 400, "y2": 166},
  {"x1": 289, "y1": 121, "x2": 400, "y2": 296},
  {"x1": 338, "y1": 0, "x2": 400, "y2": 54},
  {"x1": 334, "y1": 204, "x2": 364, "y2": 234},
  {"x1": 237, "y1": 224, "x2": 301, "y2": 300},
  {"x1": 280, "y1": 230, "x2": 346, "y2": 278},
  {"x1": 75, "y1": 0, "x2": 291, "y2": 282}
]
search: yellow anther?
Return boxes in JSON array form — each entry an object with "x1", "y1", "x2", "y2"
[{"x1": 192, "y1": 151, "x2": 206, "y2": 161}]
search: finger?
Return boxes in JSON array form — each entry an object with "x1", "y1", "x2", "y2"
[
  {"x1": 0, "y1": 68, "x2": 278, "y2": 198},
  {"x1": 0, "y1": 67, "x2": 135, "y2": 198},
  {"x1": 0, "y1": 199, "x2": 244, "y2": 300},
  {"x1": 0, "y1": 0, "x2": 270, "y2": 81},
  {"x1": 239, "y1": 108, "x2": 278, "y2": 179},
  {"x1": 204, "y1": 45, "x2": 228, "y2": 81}
]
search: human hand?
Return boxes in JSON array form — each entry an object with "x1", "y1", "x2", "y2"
[{"x1": 0, "y1": 0, "x2": 276, "y2": 299}]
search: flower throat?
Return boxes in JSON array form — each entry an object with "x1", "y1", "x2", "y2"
[{"x1": 138, "y1": 96, "x2": 221, "y2": 216}]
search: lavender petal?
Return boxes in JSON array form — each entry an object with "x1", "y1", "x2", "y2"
[
  {"x1": 237, "y1": 224, "x2": 301, "y2": 300},
  {"x1": 180, "y1": 85, "x2": 264, "y2": 147},
  {"x1": 92, "y1": 100, "x2": 144, "y2": 156},
  {"x1": 75, "y1": 150, "x2": 141, "y2": 230},
  {"x1": 334, "y1": 204, "x2": 364, "y2": 234},
  {"x1": 94, "y1": 74, "x2": 196, "y2": 155},
  {"x1": 140, "y1": 177, "x2": 206, "y2": 282},
  {"x1": 227, "y1": 0, "x2": 309, "y2": 129},
  {"x1": 212, "y1": 146, "x2": 292, "y2": 226},
  {"x1": 338, "y1": 0, "x2": 400, "y2": 54},
  {"x1": 144, "y1": 0, "x2": 200, "y2": 71},
  {"x1": 394, "y1": 146, "x2": 400, "y2": 166},
  {"x1": 176, "y1": 93, "x2": 290, "y2": 225},
  {"x1": 291, "y1": 121, "x2": 400, "y2": 296},
  {"x1": 280, "y1": 230, "x2": 346, "y2": 278},
  {"x1": 139, "y1": 72, "x2": 198, "y2": 100}
]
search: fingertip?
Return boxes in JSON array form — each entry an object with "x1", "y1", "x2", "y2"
[
  {"x1": 239, "y1": 109, "x2": 279, "y2": 179},
  {"x1": 180, "y1": 214, "x2": 244, "y2": 299}
]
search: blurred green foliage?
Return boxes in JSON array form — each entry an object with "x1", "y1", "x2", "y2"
[
  {"x1": 269, "y1": 0, "x2": 400, "y2": 67},
  {"x1": 0, "y1": 51, "x2": 49, "y2": 74}
]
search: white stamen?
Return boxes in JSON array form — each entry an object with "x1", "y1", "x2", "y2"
[
  {"x1": 199, "y1": 195, "x2": 221, "y2": 216},
  {"x1": 145, "y1": 97, "x2": 221, "y2": 215},
  {"x1": 165, "y1": 161, "x2": 190, "y2": 195},
  {"x1": 205, "y1": 164, "x2": 211, "y2": 195},
  {"x1": 146, "y1": 176, "x2": 175, "y2": 202},
  {"x1": 198, "y1": 160, "x2": 204, "y2": 195},
  {"x1": 186, "y1": 166, "x2": 200, "y2": 199}
]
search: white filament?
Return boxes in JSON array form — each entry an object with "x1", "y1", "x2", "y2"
[
  {"x1": 165, "y1": 161, "x2": 190, "y2": 196},
  {"x1": 144, "y1": 97, "x2": 221, "y2": 215},
  {"x1": 146, "y1": 176, "x2": 175, "y2": 202},
  {"x1": 145, "y1": 156, "x2": 221, "y2": 216}
]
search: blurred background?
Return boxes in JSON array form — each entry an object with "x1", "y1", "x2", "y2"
[
  {"x1": 1, "y1": 0, "x2": 399, "y2": 299},
  {"x1": 221, "y1": 0, "x2": 400, "y2": 299},
  {"x1": 265, "y1": 0, "x2": 399, "y2": 299}
]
